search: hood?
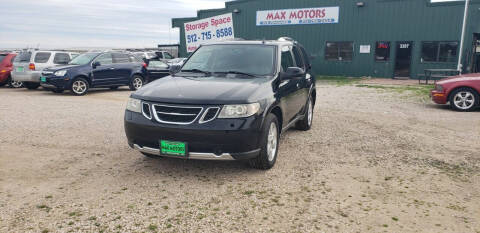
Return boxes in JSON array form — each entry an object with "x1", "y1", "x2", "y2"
[
  {"x1": 132, "y1": 75, "x2": 271, "y2": 105},
  {"x1": 44, "y1": 64, "x2": 80, "y2": 72},
  {"x1": 437, "y1": 73, "x2": 480, "y2": 85}
]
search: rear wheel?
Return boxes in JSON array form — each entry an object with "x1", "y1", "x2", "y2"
[
  {"x1": 24, "y1": 82, "x2": 40, "y2": 90},
  {"x1": 449, "y1": 87, "x2": 479, "y2": 112},
  {"x1": 296, "y1": 96, "x2": 314, "y2": 131},
  {"x1": 9, "y1": 78, "x2": 24, "y2": 88},
  {"x1": 70, "y1": 78, "x2": 89, "y2": 96},
  {"x1": 129, "y1": 75, "x2": 144, "y2": 91},
  {"x1": 249, "y1": 114, "x2": 279, "y2": 170}
]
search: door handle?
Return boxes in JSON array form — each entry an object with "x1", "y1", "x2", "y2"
[{"x1": 109, "y1": 67, "x2": 115, "y2": 70}]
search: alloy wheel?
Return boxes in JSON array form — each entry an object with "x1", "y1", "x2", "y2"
[
  {"x1": 10, "y1": 81, "x2": 23, "y2": 88},
  {"x1": 267, "y1": 122, "x2": 278, "y2": 162},
  {"x1": 307, "y1": 99, "x2": 313, "y2": 126},
  {"x1": 72, "y1": 80, "x2": 87, "y2": 95},
  {"x1": 133, "y1": 77, "x2": 143, "y2": 90},
  {"x1": 453, "y1": 91, "x2": 475, "y2": 110}
]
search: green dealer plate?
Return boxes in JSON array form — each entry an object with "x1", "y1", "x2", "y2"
[
  {"x1": 40, "y1": 77, "x2": 46, "y2": 82},
  {"x1": 160, "y1": 140, "x2": 187, "y2": 157}
]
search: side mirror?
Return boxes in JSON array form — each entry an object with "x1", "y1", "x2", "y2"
[
  {"x1": 281, "y1": 67, "x2": 304, "y2": 80},
  {"x1": 92, "y1": 61, "x2": 101, "y2": 69},
  {"x1": 169, "y1": 64, "x2": 181, "y2": 74}
]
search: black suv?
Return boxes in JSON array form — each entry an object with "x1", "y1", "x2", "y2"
[
  {"x1": 124, "y1": 38, "x2": 316, "y2": 169},
  {"x1": 40, "y1": 52, "x2": 147, "y2": 95}
]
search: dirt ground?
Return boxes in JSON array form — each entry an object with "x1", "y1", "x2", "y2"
[{"x1": 0, "y1": 83, "x2": 479, "y2": 233}]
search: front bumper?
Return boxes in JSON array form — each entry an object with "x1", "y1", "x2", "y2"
[
  {"x1": 40, "y1": 75, "x2": 69, "y2": 90},
  {"x1": 11, "y1": 71, "x2": 41, "y2": 82},
  {"x1": 431, "y1": 90, "x2": 448, "y2": 104},
  {"x1": 124, "y1": 110, "x2": 263, "y2": 160}
]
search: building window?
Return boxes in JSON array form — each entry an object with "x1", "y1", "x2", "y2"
[
  {"x1": 375, "y1": 42, "x2": 390, "y2": 61},
  {"x1": 325, "y1": 42, "x2": 353, "y2": 61},
  {"x1": 421, "y1": 41, "x2": 458, "y2": 63}
]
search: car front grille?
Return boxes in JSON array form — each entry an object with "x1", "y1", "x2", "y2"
[{"x1": 152, "y1": 104, "x2": 203, "y2": 125}]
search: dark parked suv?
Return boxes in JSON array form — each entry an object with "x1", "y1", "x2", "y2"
[
  {"x1": 40, "y1": 52, "x2": 147, "y2": 95},
  {"x1": 124, "y1": 38, "x2": 316, "y2": 169}
]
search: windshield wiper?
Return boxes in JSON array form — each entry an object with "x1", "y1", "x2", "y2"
[
  {"x1": 180, "y1": 69, "x2": 211, "y2": 75},
  {"x1": 216, "y1": 71, "x2": 258, "y2": 78}
]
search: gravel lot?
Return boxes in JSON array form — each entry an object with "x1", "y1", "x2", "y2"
[{"x1": 1, "y1": 83, "x2": 479, "y2": 233}]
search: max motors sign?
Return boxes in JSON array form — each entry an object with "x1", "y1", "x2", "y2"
[{"x1": 256, "y1": 7, "x2": 339, "y2": 26}]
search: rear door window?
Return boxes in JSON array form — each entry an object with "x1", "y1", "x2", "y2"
[
  {"x1": 95, "y1": 53, "x2": 113, "y2": 65},
  {"x1": 14, "y1": 52, "x2": 32, "y2": 63},
  {"x1": 112, "y1": 53, "x2": 130, "y2": 63},
  {"x1": 34, "y1": 52, "x2": 51, "y2": 63},
  {"x1": 53, "y1": 53, "x2": 70, "y2": 64}
]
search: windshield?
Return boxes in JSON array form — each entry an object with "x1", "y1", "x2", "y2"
[
  {"x1": 14, "y1": 52, "x2": 31, "y2": 63},
  {"x1": 69, "y1": 53, "x2": 99, "y2": 65},
  {"x1": 181, "y1": 44, "x2": 276, "y2": 76},
  {"x1": 0, "y1": 55, "x2": 5, "y2": 63}
]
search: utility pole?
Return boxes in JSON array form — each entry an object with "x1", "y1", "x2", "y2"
[{"x1": 457, "y1": 0, "x2": 470, "y2": 73}]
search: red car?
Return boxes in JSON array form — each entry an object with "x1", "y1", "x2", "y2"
[
  {"x1": 0, "y1": 53, "x2": 22, "y2": 88},
  {"x1": 431, "y1": 73, "x2": 480, "y2": 111}
]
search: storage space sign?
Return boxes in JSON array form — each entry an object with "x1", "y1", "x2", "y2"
[
  {"x1": 184, "y1": 13, "x2": 234, "y2": 53},
  {"x1": 257, "y1": 7, "x2": 339, "y2": 26}
]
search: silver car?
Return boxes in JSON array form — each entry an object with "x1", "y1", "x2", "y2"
[{"x1": 11, "y1": 51, "x2": 78, "y2": 90}]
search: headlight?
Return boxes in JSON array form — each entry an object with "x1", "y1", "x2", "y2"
[
  {"x1": 218, "y1": 103, "x2": 261, "y2": 118},
  {"x1": 54, "y1": 70, "x2": 67, "y2": 76},
  {"x1": 126, "y1": 98, "x2": 141, "y2": 113},
  {"x1": 435, "y1": 85, "x2": 444, "y2": 92}
]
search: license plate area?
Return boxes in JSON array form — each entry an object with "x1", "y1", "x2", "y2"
[
  {"x1": 160, "y1": 140, "x2": 188, "y2": 157},
  {"x1": 16, "y1": 67, "x2": 24, "y2": 72},
  {"x1": 40, "y1": 77, "x2": 46, "y2": 82}
]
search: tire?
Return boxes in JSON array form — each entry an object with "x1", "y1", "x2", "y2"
[
  {"x1": 249, "y1": 114, "x2": 280, "y2": 170},
  {"x1": 52, "y1": 89, "x2": 64, "y2": 94},
  {"x1": 296, "y1": 96, "x2": 314, "y2": 131},
  {"x1": 70, "y1": 78, "x2": 89, "y2": 96},
  {"x1": 141, "y1": 152, "x2": 161, "y2": 159},
  {"x1": 129, "y1": 75, "x2": 144, "y2": 91},
  {"x1": 9, "y1": 78, "x2": 24, "y2": 88},
  {"x1": 449, "y1": 87, "x2": 479, "y2": 112},
  {"x1": 110, "y1": 86, "x2": 119, "y2": 90},
  {"x1": 0, "y1": 78, "x2": 7, "y2": 87},
  {"x1": 24, "y1": 82, "x2": 40, "y2": 90}
]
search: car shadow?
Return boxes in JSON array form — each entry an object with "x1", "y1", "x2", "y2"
[
  {"x1": 425, "y1": 103, "x2": 480, "y2": 112},
  {"x1": 134, "y1": 155, "x2": 264, "y2": 177}
]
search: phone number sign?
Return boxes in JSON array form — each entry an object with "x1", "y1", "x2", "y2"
[
  {"x1": 184, "y1": 13, "x2": 235, "y2": 53},
  {"x1": 257, "y1": 7, "x2": 339, "y2": 26}
]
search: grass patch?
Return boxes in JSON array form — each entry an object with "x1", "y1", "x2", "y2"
[
  {"x1": 36, "y1": 204, "x2": 51, "y2": 212},
  {"x1": 316, "y1": 76, "x2": 362, "y2": 86},
  {"x1": 148, "y1": 224, "x2": 158, "y2": 231},
  {"x1": 355, "y1": 84, "x2": 434, "y2": 100}
]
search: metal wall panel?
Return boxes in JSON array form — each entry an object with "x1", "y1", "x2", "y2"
[{"x1": 173, "y1": 0, "x2": 480, "y2": 78}]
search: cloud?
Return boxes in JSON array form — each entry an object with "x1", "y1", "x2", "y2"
[{"x1": 0, "y1": 0, "x2": 226, "y2": 49}]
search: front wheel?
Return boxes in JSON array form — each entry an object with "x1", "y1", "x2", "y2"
[
  {"x1": 449, "y1": 88, "x2": 479, "y2": 112},
  {"x1": 24, "y1": 82, "x2": 40, "y2": 90},
  {"x1": 296, "y1": 96, "x2": 314, "y2": 131},
  {"x1": 129, "y1": 75, "x2": 144, "y2": 91},
  {"x1": 249, "y1": 114, "x2": 280, "y2": 170},
  {"x1": 70, "y1": 78, "x2": 89, "y2": 96}
]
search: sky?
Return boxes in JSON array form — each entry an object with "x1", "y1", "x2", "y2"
[{"x1": 0, "y1": 0, "x2": 226, "y2": 49}]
